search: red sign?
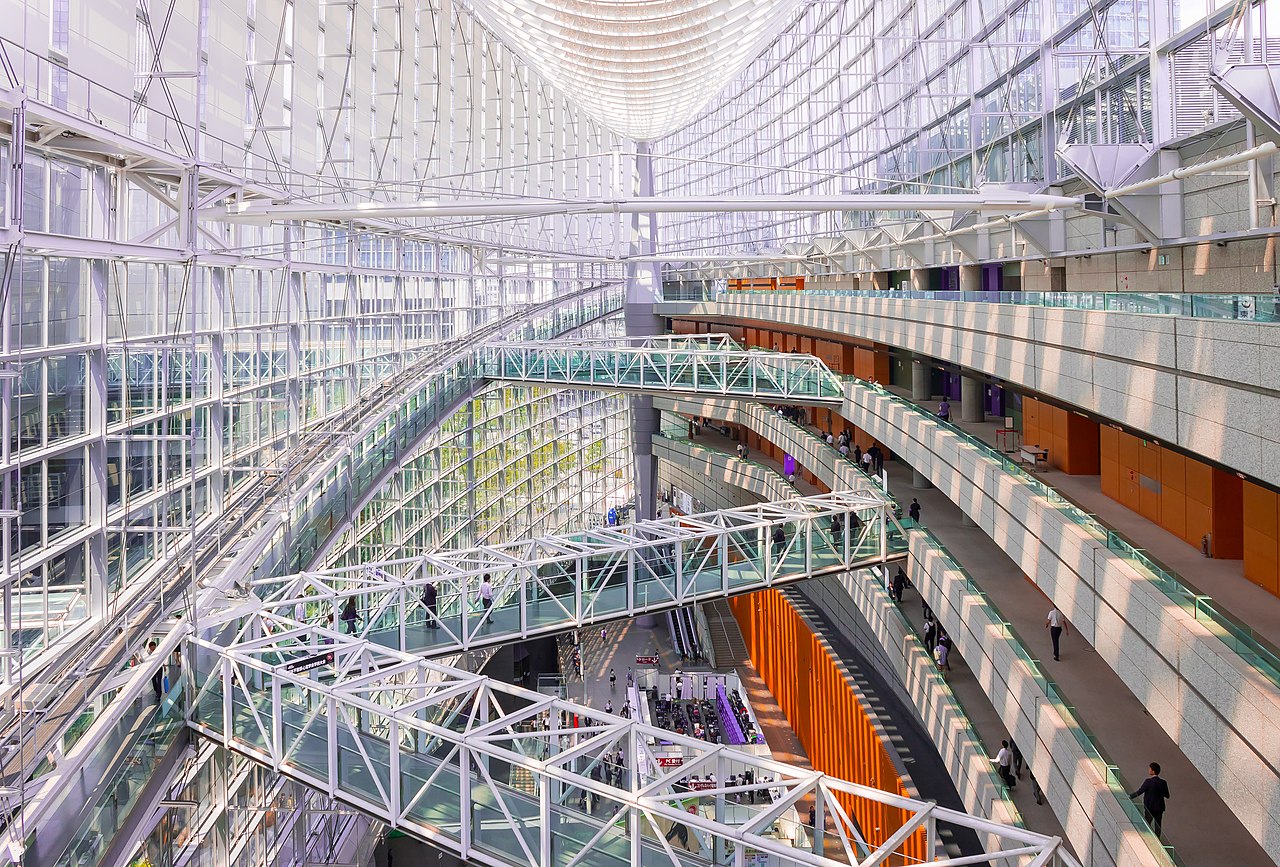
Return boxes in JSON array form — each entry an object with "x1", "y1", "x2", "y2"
[
  {"x1": 656, "y1": 756, "x2": 684, "y2": 768},
  {"x1": 635, "y1": 655, "x2": 659, "y2": 666},
  {"x1": 688, "y1": 779, "x2": 715, "y2": 791}
]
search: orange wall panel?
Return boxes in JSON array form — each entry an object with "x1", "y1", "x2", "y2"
[
  {"x1": 1245, "y1": 481, "x2": 1279, "y2": 538},
  {"x1": 1244, "y1": 526, "x2": 1280, "y2": 595},
  {"x1": 1063, "y1": 413, "x2": 1101, "y2": 475},
  {"x1": 1212, "y1": 470, "x2": 1244, "y2": 559},
  {"x1": 728, "y1": 590, "x2": 926, "y2": 860},
  {"x1": 1161, "y1": 489, "x2": 1187, "y2": 540},
  {"x1": 1186, "y1": 460, "x2": 1213, "y2": 505}
]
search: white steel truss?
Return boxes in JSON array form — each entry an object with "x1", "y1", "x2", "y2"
[
  {"x1": 207, "y1": 491, "x2": 903, "y2": 658},
  {"x1": 189, "y1": 603, "x2": 1079, "y2": 867},
  {"x1": 479, "y1": 336, "x2": 844, "y2": 404}
]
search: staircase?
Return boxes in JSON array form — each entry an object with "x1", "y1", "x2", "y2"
[{"x1": 702, "y1": 600, "x2": 749, "y2": 669}]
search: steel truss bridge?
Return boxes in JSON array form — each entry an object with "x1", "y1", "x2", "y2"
[
  {"x1": 207, "y1": 492, "x2": 901, "y2": 658},
  {"x1": 189, "y1": 494, "x2": 1079, "y2": 867},
  {"x1": 478, "y1": 335, "x2": 844, "y2": 405}
]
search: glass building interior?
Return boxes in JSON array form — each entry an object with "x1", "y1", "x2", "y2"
[{"x1": 0, "y1": 0, "x2": 1279, "y2": 866}]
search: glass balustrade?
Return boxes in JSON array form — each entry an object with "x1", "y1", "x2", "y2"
[
  {"x1": 668, "y1": 285, "x2": 1280, "y2": 324},
  {"x1": 850, "y1": 377, "x2": 1280, "y2": 692},
  {"x1": 251, "y1": 495, "x2": 905, "y2": 660}
]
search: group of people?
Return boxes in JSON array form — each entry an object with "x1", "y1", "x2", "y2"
[
  {"x1": 773, "y1": 405, "x2": 807, "y2": 423},
  {"x1": 825, "y1": 429, "x2": 885, "y2": 476},
  {"x1": 922, "y1": 602, "x2": 953, "y2": 671},
  {"x1": 994, "y1": 739, "x2": 1046, "y2": 806}
]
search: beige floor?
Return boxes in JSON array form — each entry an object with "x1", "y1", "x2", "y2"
[
  {"x1": 882, "y1": 456, "x2": 1272, "y2": 866},
  {"x1": 895, "y1": 385, "x2": 1280, "y2": 653}
]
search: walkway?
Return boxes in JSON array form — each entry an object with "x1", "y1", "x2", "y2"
[
  {"x1": 881, "y1": 458, "x2": 1273, "y2": 866},
  {"x1": 227, "y1": 492, "x2": 899, "y2": 659},
  {"x1": 659, "y1": 428, "x2": 1065, "y2": 852},
  {"x1": 898, "y1": 386, "x2": 1280, "y2": 653},
  {"x1": 482, "y1": 337, "x2": 844, "y2": 405},
  {"x1": 192, "y1": 601, "x2": 1079, "y2": 867},
  {"x1": 684, "y1": 422, "x2": 823, "y2": 497}
]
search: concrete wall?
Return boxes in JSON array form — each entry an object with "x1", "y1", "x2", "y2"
[
  {"x1": 653, "y1": 435, "x2": 791, "y2": 505},
  {"x1": 1018, "y1": 240, "x2": 1279, "y2": 295},
  {"x1": 841, "y1": 379, "x2": 1280, "y2": 857},
  {"x1": 654, "y1": 295, "x2": 1280, "y2": 488},
  {"x1": 906, "y1": 537, "x2": 1168, "y2": 867}
]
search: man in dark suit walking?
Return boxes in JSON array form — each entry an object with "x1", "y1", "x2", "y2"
[{"x1": 1128, "y1": 762, "x2": 1170, "y2": 835}]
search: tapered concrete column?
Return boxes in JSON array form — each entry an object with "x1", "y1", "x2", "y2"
[
  {"x1": 911, "y1": 468, "x2": 932, "y2": 490},
  {"x1": 910, "y1": 268, "x2": 929, "y2": 292},
  {"x1": 959, "y1": 263, "x2": 981, "y2": 294},
  {"x1": 871, "y1": 271, "x2": 890, "y2": 292},
  {"x1": 911, "y1": 357, "x2": 932, "y2": 401},
  {"x1": 961, "y1": 375, "x2": 985, "y2": 423}
]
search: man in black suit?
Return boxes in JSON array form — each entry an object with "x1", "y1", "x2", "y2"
[
  {"x1": 1128, "y1": 762, "x2": 1170, "y2": 835},
  {"x1": 422, "y1": 581, "x2": 439, "y2": 629}
]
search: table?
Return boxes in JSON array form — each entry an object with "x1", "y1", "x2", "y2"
[{"x1": 1019, "y1": 445, "x2": 1048, "y2": 467}]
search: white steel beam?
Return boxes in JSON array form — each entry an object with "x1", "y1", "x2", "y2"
[
  {"x1": 211, "y1": 193, "x2": 1084, "y2": 223},
  {"x1": 189, "y1": 618, "x2": 1081, "y2": 867}
]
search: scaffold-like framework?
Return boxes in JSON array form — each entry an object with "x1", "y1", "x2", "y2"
[
  {"x1": 479, "y1": 336, "x2": 844, "y2": 404},
  {"x1": 207, "y1": 492, "x2": 901, "y2": 658},
  {"x1": 189, "y1": 620, "x2": 1079, "y2": 867}
]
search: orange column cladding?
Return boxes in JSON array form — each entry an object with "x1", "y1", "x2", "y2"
[
  {"x1": 1020, "y1": 397, "x2": 1100, "y2": 475},
  {"x1": 1244, "y1": 482, "x2": 1280, "y2": 596},
  {"x1": 727, "y1": 589, "x2": 927, "y2": 860}
]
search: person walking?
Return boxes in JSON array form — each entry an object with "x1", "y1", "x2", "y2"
[
  {"x1": 852, "y1": 444, "x2": 863, "y2": 466},
  {"x1": 1128, "y1": 762, "x2": 1170, "y2": 835},
  {"x1": 908, "y1": 498, "x2": 921, "y2": 523},
  {"x1": 610, "y1": 668, "x2": 617, "y2": 691},
  {"x1": 938, "y1": 398, "x2": 951, "y2": 422},
  {"x1": 1010, "y1": 740, "x2": 1025, "y2": 778},
  {"x1": 861, "y1": 450, "x2": 874, "y2": 474},
  {"x1": 422, "y1": 581, "x2": 439, "y2": 629},
  {"x1": 891, "y1": 567, "x2": 907, "y2": 603},
  {"x1": 665, "y1": 818, "x2": 690, "y2": 850},
  {"x1": 995, "y1": 741, "x2": 1017, "y2": 788},
  {"x1": 935, "y1": 633, "x2": 951, "y2": 671},
  {"x1": 772, "y1": 525, "x2": 786, "y2": 558},
  {"x1": 868, "y1": 444, "x2": 884, "y2": 475},
  {"x1": 1045, "y1": 606, "x2": 1069, "y2": 661},
  {"x1": 147, "y1": 640, "x2": 164, "y2": 702},
  {"x1": 479, "y1": 573, "x2": 494, "y2": 612},
  {"x1": 341, "y1": 598, "x2": 359, "y2": 635}
]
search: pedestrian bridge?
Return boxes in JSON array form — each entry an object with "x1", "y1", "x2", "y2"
[
  {"x1": 188, "y1": 496, "x2": 1077, "y2": 867},
  {"x1": 205, "y1": 491, "x2": 903, "y2": 659},
  {"x1": 478, "y1": 334, "x2": 845, "y2": 406}
]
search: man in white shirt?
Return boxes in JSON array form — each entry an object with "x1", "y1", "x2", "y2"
[
  {"x1": 480, "y1": 574, "x2": 494, "y2": 611},
  {"x1": 995, "y1": 740, "x2": 1017, "y2": 788},
  {"x1": 1045, "y1": 607, "x2": 1069, "y2": 661}
]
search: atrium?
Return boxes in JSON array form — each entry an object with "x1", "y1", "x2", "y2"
[{"x1": 0, "y1": 1, "x2": 1277, "y2": 866}]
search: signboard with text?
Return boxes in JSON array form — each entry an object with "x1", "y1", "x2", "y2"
[
  {"x1": 635, "y1": 655, "x2": 659, "y2": 666},
  {"x1": 656, "y1": 756, "x2": 684, "y2": 768},
  {"x1": 284, "y1": 651, "x2": 334, "y2": 674}
]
